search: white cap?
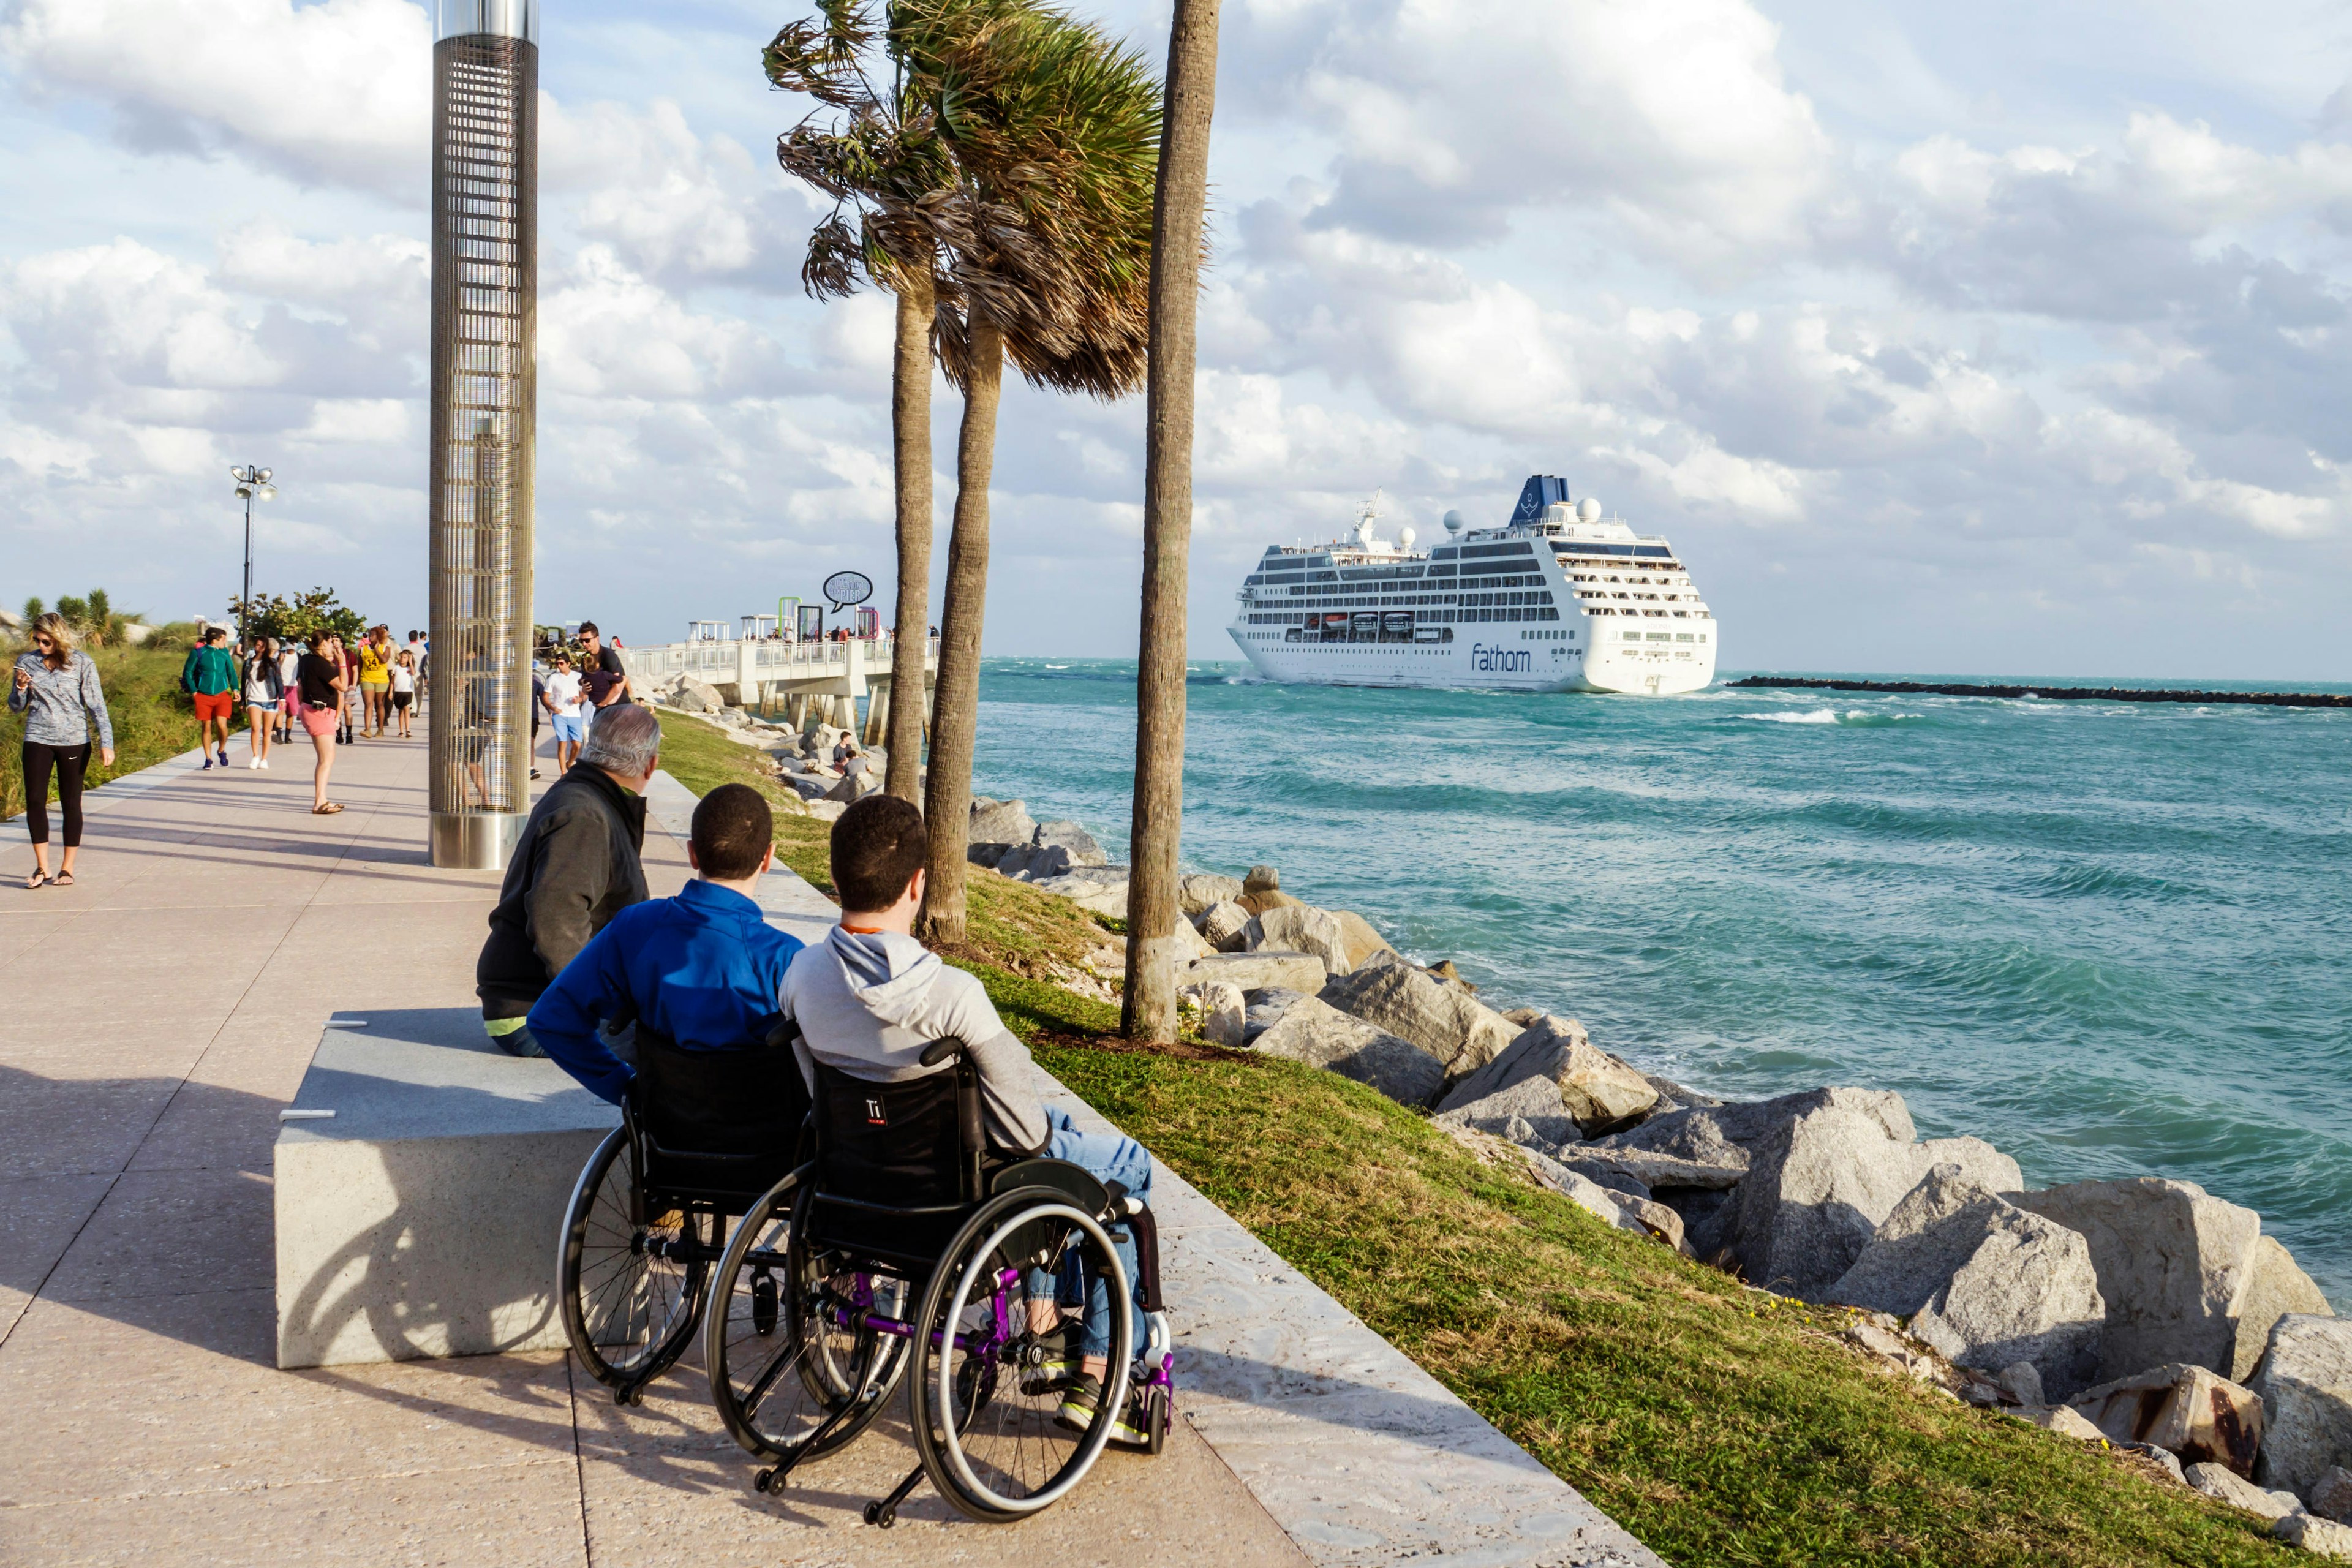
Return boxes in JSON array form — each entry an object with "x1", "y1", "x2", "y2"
[{"x1": 439, "y1": 0, "x2": 536, "y2": 42}]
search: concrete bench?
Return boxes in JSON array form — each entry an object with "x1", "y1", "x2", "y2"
[{"x1": 273, "y1": 1008, "x2": 619, "y2": 1370}]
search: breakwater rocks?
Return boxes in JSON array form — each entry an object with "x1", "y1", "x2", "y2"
[
  {"x1": 1732, "y1": 676, "x2": 2352, "y2": 709},
  {"x1": 971, "y1": 801, "x2": 2352, "y2": 1548}
]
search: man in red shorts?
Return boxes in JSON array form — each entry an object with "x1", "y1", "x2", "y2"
[{"x1": 181, "y1": 627, "x2": 241, "y2": 770}]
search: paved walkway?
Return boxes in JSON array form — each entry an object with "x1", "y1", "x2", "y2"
[
  {"x1": 0, "y1": 727, "x2": 1660, "y2": 1567},
  {"x1": 0, "y1": 734, "x2": 1300, "y2": 1565}
]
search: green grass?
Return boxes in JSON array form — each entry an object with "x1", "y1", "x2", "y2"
[
  {"x1": 1, "y1": 634, "x2": 209, "y2": 820},
  {"x1": 656, "y1": 744, "x2": 2292, "y2": 1567}
]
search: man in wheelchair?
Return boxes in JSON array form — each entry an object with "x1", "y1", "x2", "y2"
[
  {"x1": 528, "y1": 782, "x2": 803, "y2": 1111},
  {"x1": 784, "y1": 794, "x2": 1161, "y2": 1447}
]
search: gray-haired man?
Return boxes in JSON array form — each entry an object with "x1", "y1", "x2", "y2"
[{"x1": 475, "y1": 703, "x2": 663, "y2": 1057}]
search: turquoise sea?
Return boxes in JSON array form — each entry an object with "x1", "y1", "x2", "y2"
[{"x1": 970, "y1": 659, "x2": 2352, "y2": 1306}]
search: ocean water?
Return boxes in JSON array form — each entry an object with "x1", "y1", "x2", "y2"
[{"x1": 970, "y1": 660, "x2": 2352, "y2": 1306}]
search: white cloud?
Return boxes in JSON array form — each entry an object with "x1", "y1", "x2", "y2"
[{"x1": 3, "y1": 0, "x2": 431, "y2": 192}]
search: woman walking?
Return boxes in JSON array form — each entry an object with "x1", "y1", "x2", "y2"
[
  {"x1": 296, "y1": 630, "x2": 347, "y2": 815},
  {"x1": 358, "y1": 627, "x2": 394, "y2": 737},
  {"x1": 242, "y1": 636, "x2": 284, "y2": 768},
  {"x1": 274, "y1": 639, "x2": 302, "y2": 745},
  {"x1": 9, "y1": 612, "x2": 115, "y2": 888}
]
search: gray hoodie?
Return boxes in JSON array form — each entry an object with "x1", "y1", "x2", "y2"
[{"x1": 783, "y1": 925, "x2": 1050, "y2": 1155}]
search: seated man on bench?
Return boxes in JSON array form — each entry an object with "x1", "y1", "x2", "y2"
[
  {"x1": 785, "y1": 794, "x2": 1158, "y2": 1445},
  {"x1": 529, "y1": 783, "x2": 803, "y2": 1111}
]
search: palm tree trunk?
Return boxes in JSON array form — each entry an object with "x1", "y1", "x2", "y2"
[
  {"x1": 916, "y1": 317, "x2": 1005, "y2": 948},
  {"x1": 886, "y1": 276, "x2": 936, "y2": 804},
  {"x1": 1122, "y1": 0, "x2": 1223, "y2": 1041}
]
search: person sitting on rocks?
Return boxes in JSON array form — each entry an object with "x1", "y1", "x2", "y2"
[{"x1": 782, "y1": 794, "x2": 1158, "y2": 1445}]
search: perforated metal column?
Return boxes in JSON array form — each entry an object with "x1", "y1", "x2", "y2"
[{"x1": 427, "y1": 17, "x2": 537, "y2": 868}]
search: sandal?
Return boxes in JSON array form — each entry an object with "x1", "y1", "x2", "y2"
[
  {"x1": 24, "y1": 870, "x2": 49, "y2": 890},
  {"x1": 313, "y1": 802, "x2": 345, "y2": 815},
  {"x1": 53, "y1": 870, "x2": 74, "y2": 887}
]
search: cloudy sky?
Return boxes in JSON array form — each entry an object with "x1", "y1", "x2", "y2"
[{"x1": 4, "y1": 0, "x2": 2350, "y2": 679}]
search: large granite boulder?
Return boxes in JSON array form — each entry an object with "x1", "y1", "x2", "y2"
[
  {"x1": 1521, "y1": 1150, "x2": 1687, "y2": 1251},
  {"x1": 1322, "y1": 963, "x2": 1518, "y2": 1079},
  {"x1": 1827, "y1": 1164, "x2": 2105, "y2": 1398},
  {"x1": 1197, "y1": 899, "x2": 1252, "y2": 952},
  {"x1": 2065, "y1": 1363, "x2": 2264, "y2": 1476},
  {"x1": 1155, "y1": 910, "x2": 1213, "y2": 963},
  {"x1": 1438, "y1": 1015, "x2": 1659, "y2": 1138},
  {"x1": 1032, "y1": 819, "x2": 1107, "y2": 865},
  {"x1": 2235, "y1": 1235, "x2": 2338, "y2": 1382},
  {"x1": 1180, "y1": 981, "x2": 1246, "y2": 1047},
  {"x1": 1555, "y1": 1145, "x2": 1744, "y2": 1193},
  {"x1": 1433, "y1": 1071, "x2": 1580, "y2": 1151},
  {"x1": 671, "y1": 674, "x2": 725, "y2": 713},
  {"x1": 2011, "y1": 1177, "x2": 2263, "y2": 1382},
  {"x1": 2185, "y1": 1463, "x2": 2305, "y2": 1520},
  {"x1": 1727, "y1": 1088, "x2": 2022, "y2": 1300},
  {"x1": 1183, "y1": 952, "x2": 1329, "y2": 995},
  {"x1": 992, "y1": 842, "x2": 1076, "y2": 881},
  {"x1": 1246, "y1": 905, "x2": 1354, "y2": 976},
  {"x1": 1250, "y1": 996, "x2": 1447, "y2": 1107},
  {"x1": 1327, "y1": 909, "x2": 1397, "y2": 971},
  {"x1": 1238, "y1": 864, "x2": 1303, "y2": 916},
  {"x1": 824, "y1": 769, "x2": 883, "y2": 803},
  {"x1": 2313, "y1": 1466, "x2": 2352, "y2": 1525},
  {"x1": 2277, "y1": 1513, "x2": 2352, "y2": 1557},
  {"x1": 1240, "y1": 987, "x2": 1307, "y2": 1044},
  {"x1": 968, "y1": 796, "x2": 1036, "y2": 848},
  {"x1": 1030, "y1": 867, "x2": 1130, "y2": 915},
  {"x1": 1180, "y1": 873, "x2": 1245, "y2": 916},
  {"x1": 2251, "y1": 1314, "x2": 2352, "y2": 1498}
]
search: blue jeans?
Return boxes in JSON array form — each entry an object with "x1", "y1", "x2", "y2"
[{"x1": 1040, "y1": 1107, "x2": 1153, "y2": 1360}]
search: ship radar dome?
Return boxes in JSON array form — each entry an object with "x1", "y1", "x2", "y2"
[
  {"x1": 1442, "y1": 509, "x2": 1464, "y2": 533},
  {"x1": 1575, "y1": 497, "x2": 1601, "y2": 524},
  {"x1": 1399, "y1": 526, "x2": 1417, "y2": 550}
]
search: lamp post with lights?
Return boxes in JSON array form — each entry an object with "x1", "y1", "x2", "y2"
[{"x1": 230, "y1": 465, "x2": 276, "y2": 644}]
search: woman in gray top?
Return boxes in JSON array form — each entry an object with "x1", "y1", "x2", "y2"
[{"x1": 9, "y1": 612, "x2": 115, "y2": 888}]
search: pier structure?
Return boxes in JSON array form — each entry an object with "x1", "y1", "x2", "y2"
[{"x1": 619, "y1": 628, "x2": 940, "y2": 745}]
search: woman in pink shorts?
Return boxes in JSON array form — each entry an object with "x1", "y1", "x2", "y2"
[{"x1": 295, "y1": 631, "x2": 348, "y2": 814}]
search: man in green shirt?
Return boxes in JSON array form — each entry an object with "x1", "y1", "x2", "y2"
[{"x1": 181, "y1": 628, "x2": 241, "y2": 770}]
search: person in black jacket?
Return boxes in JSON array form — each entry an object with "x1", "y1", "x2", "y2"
[{"x1": 476, "y1": 702, "x2": 662, "y2": 1057}]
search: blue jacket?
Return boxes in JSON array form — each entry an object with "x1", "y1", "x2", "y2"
[{"x1": 527, "y1": 878, "x2": 804, "y2": 1105}]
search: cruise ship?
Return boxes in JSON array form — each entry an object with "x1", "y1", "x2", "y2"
[{"x1": 1226, "y1": 476, "x2": 1719, "y2": 694}]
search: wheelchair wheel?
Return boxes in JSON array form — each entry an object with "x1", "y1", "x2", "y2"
[
  {"x1": 707, "y1": 1177, "x2": 906, "y2": 1464},
  {"x1": 910, "y1": 1188, "x2": 1134, "y2": 1523},
  {"x1": 557, "y1": 1126, "x2": 707, "y2": 1393}
]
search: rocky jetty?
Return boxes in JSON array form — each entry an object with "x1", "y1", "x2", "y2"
[{"x1": 958, "y1": 804, "x2": 2352, "y2": 1547}]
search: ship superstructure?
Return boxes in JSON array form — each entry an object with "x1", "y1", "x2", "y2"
[{"x1": 1226, "y1": 476, "x2": 1717, "y2": 694}]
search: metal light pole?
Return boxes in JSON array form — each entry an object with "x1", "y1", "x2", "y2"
[
  {"x1": 230, "y1": 465, "x2": 276, "y2": 643},
  {"x1": 427, "y1": 0, "x2": 538, "y2": 869}
]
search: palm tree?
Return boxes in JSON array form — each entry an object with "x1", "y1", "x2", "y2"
[
  {"x1": 895, "y1": 0, "x2": 1160, "y2": 948},
  {"x1": 1121, "y1": 0, "x2": 1221, "y2": 1041},
  {"x1": 765, "y1": 10, "x2": 952, "y2": 804}
]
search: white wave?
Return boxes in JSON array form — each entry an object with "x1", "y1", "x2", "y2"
[
  {"x1": 1745, "y1": 708, "x2": 1842, "y2": 725},
  {"x1": 1743, "y1": 708, "x2": 1921, "y2": 727}
]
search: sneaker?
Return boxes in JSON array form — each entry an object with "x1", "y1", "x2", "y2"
[
  {"x1": 1054, "y1": 1375, "x2": 1148, "y2": 1446},
  {"x1": 1019, "y1": 1333, "x2": 1080, "y2": 1397},
  {"x1": 247, "y1": 757, "x2": 259, "y2": 769},
  {"x1": 259, "y1": 758, "x2": 270, "y2": 769},
  {"x1": 217, "y1": 748, "x2": 230, "y2": 766},
  {"x1": 201, "y1": 756, "x2": 213, "y2": 770}
]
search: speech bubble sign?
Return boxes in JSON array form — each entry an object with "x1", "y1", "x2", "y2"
[{"x1": 823, "y1": 571, "x2": 873, "y2": 612}]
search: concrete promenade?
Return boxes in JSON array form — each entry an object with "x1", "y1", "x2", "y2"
[{"x1": 0, "y1": 728, "x2": 1659, "y2": 1567}]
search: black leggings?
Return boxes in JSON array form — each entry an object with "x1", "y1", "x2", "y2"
[{"x1": 22, "y1": 742, "x2": 90, "y2": 848}]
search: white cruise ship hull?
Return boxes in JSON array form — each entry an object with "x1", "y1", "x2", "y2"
[
  {"x1": 1227, "y1": 631, "x2": 1716, "y2": 695},
  {"x1": 1225, "y1": 475, "x2": 1721, "y2": 697}
]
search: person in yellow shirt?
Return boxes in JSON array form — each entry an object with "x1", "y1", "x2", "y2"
[{"x1": 357, "y1": 625, "x2": 395, "y2": 737}]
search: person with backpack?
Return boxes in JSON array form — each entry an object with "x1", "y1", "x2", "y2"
[{"x1": 181, "y1": 627, "x2": 239, "y2": 770}]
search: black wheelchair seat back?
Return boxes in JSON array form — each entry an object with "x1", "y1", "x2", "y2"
[
  {"x1": 813, "y1": 1063, "x2": 967, "y2": 1207},
  {"x1": 631, "y1": 1025, "x2": 808, "y2": 1205}
]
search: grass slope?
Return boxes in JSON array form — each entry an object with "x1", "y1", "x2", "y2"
[
  {"x1": 655, "y1": 738, "x2": 2291, "y2": 1567},
  {"x1": 2, "y1": 636, "x2": 210, "y2": 820}
]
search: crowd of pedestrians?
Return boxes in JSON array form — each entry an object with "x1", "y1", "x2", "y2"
[{"x1": 14, "y1": 610, "x2": 641, "y2": 889}]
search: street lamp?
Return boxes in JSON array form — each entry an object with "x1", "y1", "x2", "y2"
[{"x1": 230, "y1": 464, "x2": 276, "y2": 644}]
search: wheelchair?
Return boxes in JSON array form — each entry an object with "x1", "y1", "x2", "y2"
[
  {"x1": 701, "y1": 1035, "x2": 1176, "y2": 1526},
  {"x1": 556, "y1": 1027, "x2": 809, "y2": 1406}
]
